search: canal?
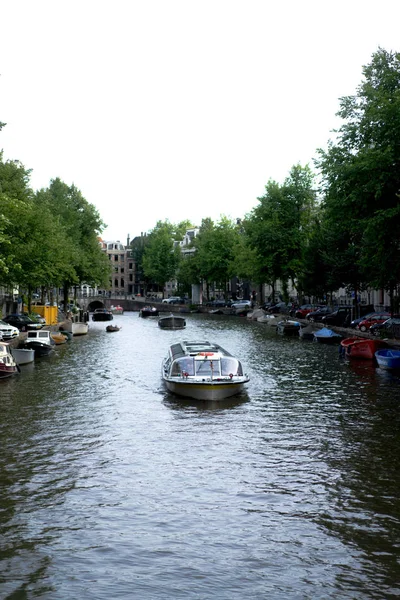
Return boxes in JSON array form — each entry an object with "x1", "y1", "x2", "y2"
[{"x1": 1, "y1": 312, "x2": 400, "y2": 599}]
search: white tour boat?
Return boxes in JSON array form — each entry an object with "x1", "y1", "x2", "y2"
[{"x1": 162, "y1": 340, "x2": 249, "y2": 401}]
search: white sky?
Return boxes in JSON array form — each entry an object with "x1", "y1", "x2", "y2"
[{"x1": 1, "y1": 1, "x2": 399, "y2": 242}]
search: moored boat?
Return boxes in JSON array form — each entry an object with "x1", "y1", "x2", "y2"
[
  {"x1": 340, "y1": 337, "x2": 388, "y2": 360},
  {"x1": 51, "y1": 332, "x2": 68, "y2": 345},
  {"x1": 375, "y1": 348, "x2": 400, "y2": 370},
  {"x1": 299, "y1": 323, "x2": 315, "y2": 341},
  {"x1": 313, "y1": 327, "x2": 342, "y2": 344},
  {"x1": 158, "y1": 314, "x2": 186, "y2": 330},
  {"x1": 139, "y1": 306, "x2": 159, "y2": 318},
  {"x1": 71, "y1": 322, "x2": 89, "y2": 336},
  {"x1": 106, "y1": 325, "x2": 121, "y2": 332},
  {"x1": 92, "y1": 308, "x2": 113, "y2": 322},
  {"x1": 276, "y1": 319, "x2": 301, "y2": 336},
  {"x1": 21, "y1": 330, "x2": 55, "y2": 357},
  {"x1": 11, "y1": 347, "x2": 35, "y2": 365},
  {"x1": 110, "y1": 305, "x2": 124, "y2": 315},
  {"x1": 0, "y1": 342, "x2": 20, "y2": 378},
  {"x1": 162, "y1": 340, "x2": 249, "y2": 401}
]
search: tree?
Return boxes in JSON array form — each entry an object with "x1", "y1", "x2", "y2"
[
  {"x1": 37, "y1": 178, "x2": 110, "y2": 306},
  {"x1": 191, "y1": 217, "x2": 239, "y2": 299},
  {"x1": 316, "y1": 48, "x2": 400, "y2": 311},
  {"x1": 142, "y1": 221, "x2": 181, "y2": 294}
]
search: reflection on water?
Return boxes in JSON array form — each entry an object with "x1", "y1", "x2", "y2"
[{"x1": 1, "y1": 312, "x2": 400, "y2": 599}]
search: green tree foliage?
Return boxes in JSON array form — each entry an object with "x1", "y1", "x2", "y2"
[
  {"x1": 190, "y1": 217, "x2": 239, "y2": 298},
  {"x1": 316, "y1": 48, "x2": 400, "y2": 308},
  {"x1": 0, "y1": 153, "x2": 34, "y2": 281},
  {"x1": 37, "y1": 179, "x2": 110, "y2": 296},
  {"x1": 244, "y1": 165, "x2": 316, "y2": 299},
  {"x1": 142, "y1": 221, "x2": 181, "y2": 292}
]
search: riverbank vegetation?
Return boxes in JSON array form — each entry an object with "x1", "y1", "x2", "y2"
[
  {"x1": 140, "y1": 48, "x2": 400, "y2": 311},
  {"x1": 1, "y1": 48, "x2": 399, "y2": 310},
  {"x1": 0, "y1": 140, "x2": 110, "y2": 309}
]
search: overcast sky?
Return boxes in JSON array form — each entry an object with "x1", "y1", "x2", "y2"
[{"x1": 1, "y1": 1, "x2": 399, "y2": 242}]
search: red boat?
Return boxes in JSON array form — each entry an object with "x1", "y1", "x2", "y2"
[{"x1": 340, "y1": 337, "x2": 388, "y2": 360}]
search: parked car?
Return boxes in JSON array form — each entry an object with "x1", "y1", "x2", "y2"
[
  {"x1": 356, "y1": 313, "x2": 392, "y2": 332},
  {"x1": 231, "y1": 299, "x2": 252, "y2": 310},
  {"x1": 0, "y1": 320, "x2": 19, "y2": 340},
  {"x1": 306, "y1": 306, "x2": 333, "y2": 322},
  {"x1": 2, "y1": 314, "x2": 44, "y2": 331},
  {"x1": 370, "y1": 317, "x2": 400, "y2": 337},
  {"x1": 265, "y1": 301, "x2": 288, "y2": 314},
  {"x1": 349, "y1": 311, "x2": 380, "y2": 329},
  {"x1": 321, "y1": 307, "x2": 353, "y2": 327},
  {"x1": 294, "y1": 304, "x2": 318, "y2": 318},
  {"x1": 205, "y1": 299, "x2": 230, "y2": 308},
  {"x1": 162, "y1": 296, "x2": 184, "y2": 304},
  {"x1": 22, "y1": 312, "x2": 47, "y2": 325}
]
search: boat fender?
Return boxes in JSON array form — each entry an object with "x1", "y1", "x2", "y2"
[{"x1": 198, "y1": 352, "x2": 214, "y2": 357}]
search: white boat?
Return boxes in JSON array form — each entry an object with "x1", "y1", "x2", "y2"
[
  {"x1": 162, "y1": 340, "x2": 249, "y2": 401},
  {"x1": 11, "y1": 347, "x2": 35, "y2": 365},
  {"x1": 0, "y1": 343, "x2": 20, "y2": 378},
  {"x1": 72, "y1": 322, "x2": 89, "y2": 336},
  {"x1": 158, "y1": 314, "x2": 186, "y2": 330},
  {"x1": 21, "y1": 330, "x2": 55, "y2": 357}
]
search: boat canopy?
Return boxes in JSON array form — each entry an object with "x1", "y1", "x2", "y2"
[{"x1": 170, "y1": 354, "x2": 244, "y2": 377}]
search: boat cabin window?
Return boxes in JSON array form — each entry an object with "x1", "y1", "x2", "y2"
[
  {"x1": 221, "y1": 357, "x2": 243, "y2": 376},
  {"x1": 194, "y1": 358, "x2": 221, "y2": 376},
  {"x1": 171, "y1": 357, "x2": 195, "y2": 376}
]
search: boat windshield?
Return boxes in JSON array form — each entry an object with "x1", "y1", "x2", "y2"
[
  {"x1": 220, "y1": 357, "x2": 243, "y2": 376},
  {"x1": 194, "y1": 358, "x2": 221, "y2": 376},
  {"x1": 171, "y1": 357, "x2": 195, "y2": 376}
]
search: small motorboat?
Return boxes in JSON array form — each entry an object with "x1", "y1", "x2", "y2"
[
  {"x1": 92, "y1": 308, "x2": 114, "y2": 322},
  {"x1": 299, "y1": 323, "x2": 315, "y2": 341},
  {"x1": 375, "y1": 348, "x2": 400, "y2": 370},
  {"x1": 276, "y1": 319, "x2": 301, "y2": 336},
  {"x1": 139, "y1": 306, "x2": 159, "y2": 318},
  {"x1": 313, "y1": 327, "x2": 342, "y2": 344},
  {"x1": 340, "y1": 337, "x2": 388, "y2": 360},
  {"x1": 71, "y1": 322, "x2": 89, "y2": 336},
  {"x1": 106, "y1": 325, "x2": 121, "y2": 332},
  {"x1": 162, "y1": 340, "x2": 249, "y2": 401},
  {"x1": 58, "y1": 329, "x2": 73, "y2": 341},
  {"x1": 51, "y1": 332, "x2": 68, "y2": 345},
  {"x1": 110, "y1": 305, "x2": 124, "y2": 315},
  {"x1": 21, "y1": 330, "x2": 55, "y2": 357},
  {"x1": 0, "y1": 342, "x2": 20, "y2": 378},
  {"x1": 11, "y1": 347, "x2": 35, "y2": 365},
  {"x1": 158, "y1": 314, "x2": 186, "y2": 330}
]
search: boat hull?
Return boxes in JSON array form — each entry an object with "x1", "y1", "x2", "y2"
[
  {"x1": 314, "y1": 327, "x2": 342, "y2": 344},
  {"x1": 92, "y1": 313, "x2": 113, "y2": 321},
  {"x1": 276, "y1": 320, "x2": 301, "y2": 336},
  {"x1": 0, "y1": 365, "x2": 19, "y2": 378},
  {"x1": 164, "y1": 378, "x2": 248, "y2": 401},
  {"x1": 72, "y1": 322, "x2": 89, "y2": 336},
  {"x1": 23, "y1": 341, "x2": 54, "y2": 357},
  {"x1": 140, "y1": 308, "x2": 159, "y2": 318},
  {"x1": 11, "y1": 347, "x2": 35, "y2": 365},
  {"x1": 158, "y1": 316, "x2": 186, "y2": 330},
  {"x1": 341, "y1": 338, "x2": 388, "y2": 360},
  {"x1": 375, "y1": 349, "x2": 400, "y2": 370}
]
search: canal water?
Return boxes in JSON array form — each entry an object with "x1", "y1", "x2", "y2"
[{"x1": 1, "y1": 312, "x2": 400, "y2": 599}]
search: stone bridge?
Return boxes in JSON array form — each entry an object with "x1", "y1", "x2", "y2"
[{"x1": 77, "y1": 295, "x2": 190, "y2": 314}]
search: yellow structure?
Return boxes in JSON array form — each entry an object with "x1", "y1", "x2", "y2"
[{"x1": 31, "y1": 305, "x2": 58, "y2": 325}]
